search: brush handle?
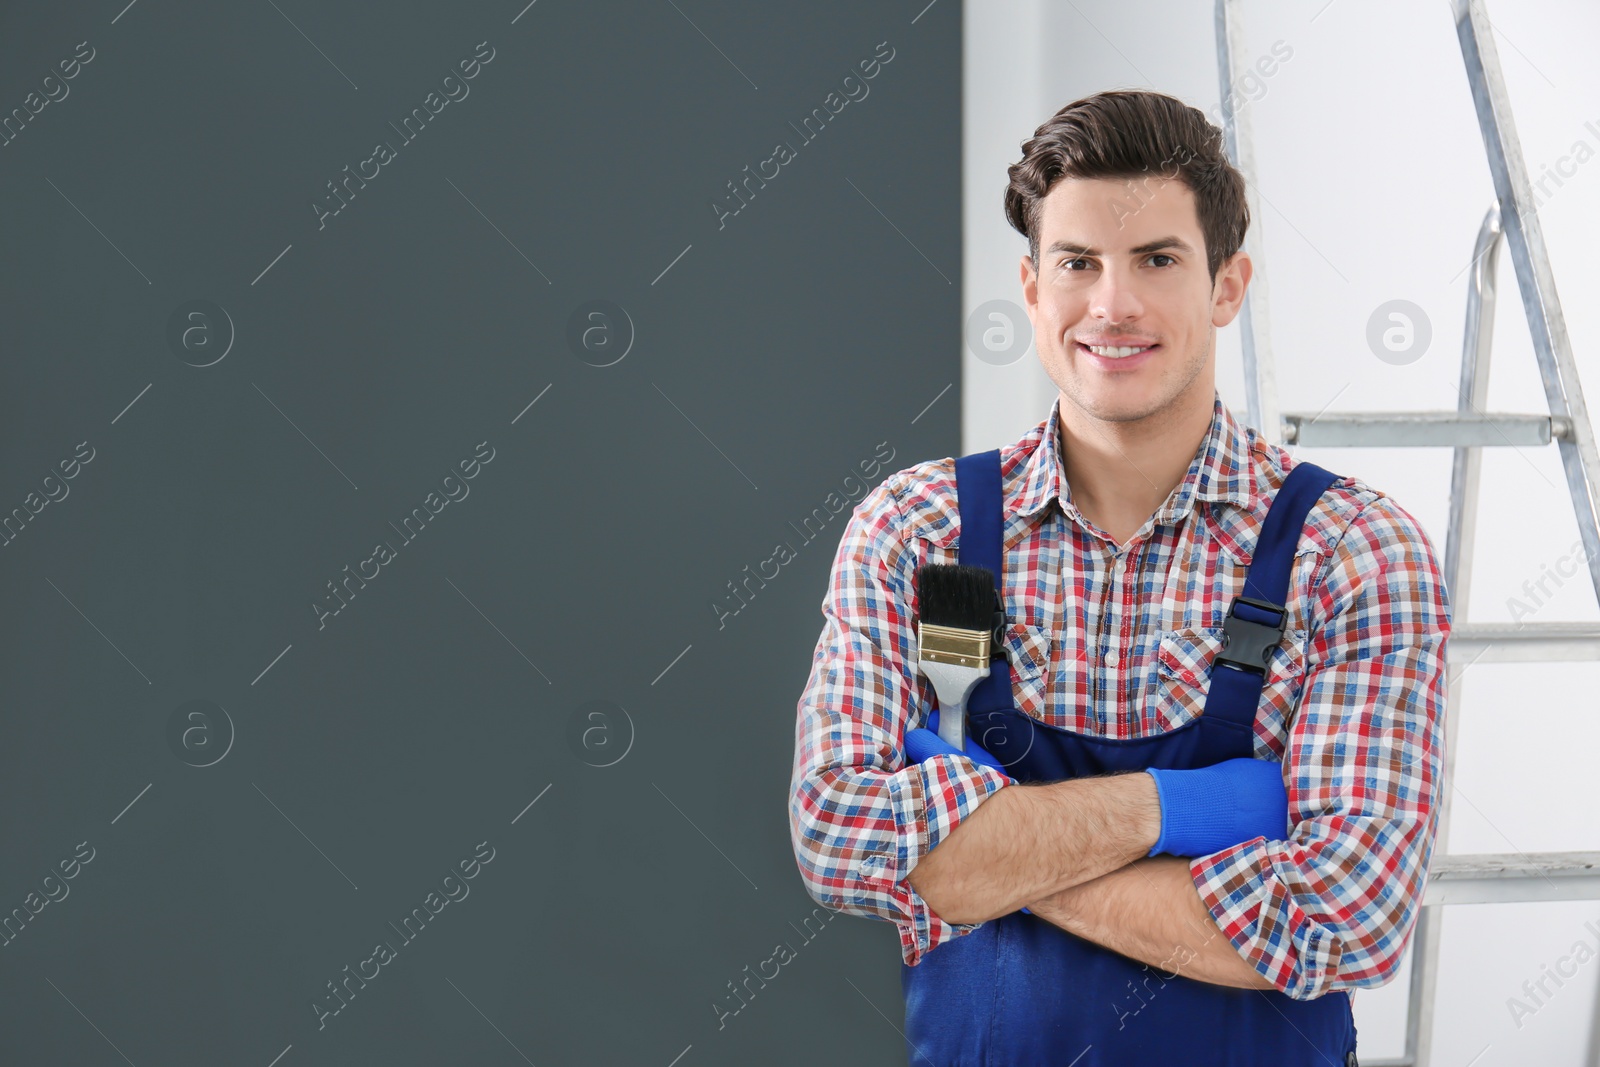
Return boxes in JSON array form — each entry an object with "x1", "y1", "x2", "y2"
[
  {"x1": 935, "y1": 701, "x2": 965, "y2": 749},
  {"x1": 919, "y1": 661, "x2": 989, "y2": 752}
]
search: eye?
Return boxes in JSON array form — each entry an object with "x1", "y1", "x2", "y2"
[
  {"x1": 1062, "y1": 257, "x2": 1093, "y2": 271},
  {"x1": 1148, "y1": 253, "x2": 1176, "y2": 268}
]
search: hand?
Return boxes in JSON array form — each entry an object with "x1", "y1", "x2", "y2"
[
  {"x1": 904, "y1": 708, "x2": 1013, "y2": 779},
  {"x1": 1145, "y1": 757, "x2": 1290, "y2": 858}
]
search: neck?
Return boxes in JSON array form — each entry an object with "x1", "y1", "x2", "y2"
[{"x1": 1057, "y1": 389, "x2": 1216, "y2": 547}]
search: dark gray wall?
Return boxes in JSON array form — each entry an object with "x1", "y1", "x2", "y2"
[{"x1": 0, "y1": 1, "x2": 962, "y2": 1064}]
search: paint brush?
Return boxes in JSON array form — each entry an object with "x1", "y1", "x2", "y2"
[{"x1": 914, "y1": 563, "x2": 1002, "y2": 751}]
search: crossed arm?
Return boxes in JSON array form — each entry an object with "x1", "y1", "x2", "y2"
[{"x1": 904, "y1": 773, "x2": 1273, "y2": 989}]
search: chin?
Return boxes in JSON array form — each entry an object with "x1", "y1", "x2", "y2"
[{"x1": 1066, "y1": 379, "x2": 1172, "y2": 423}]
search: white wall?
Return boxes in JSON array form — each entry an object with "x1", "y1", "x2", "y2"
[{"x1": 962, "y1": 1, "x2": 1600, "y2": 1063}]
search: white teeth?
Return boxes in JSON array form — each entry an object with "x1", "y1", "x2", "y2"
[{"x1": 1084, "y1": 344, "x2": 1151, "y2": 358}]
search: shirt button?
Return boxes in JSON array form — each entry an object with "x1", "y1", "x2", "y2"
[{"x1": 1103, "y1": 650, "x2": 1118, "y2": 667}]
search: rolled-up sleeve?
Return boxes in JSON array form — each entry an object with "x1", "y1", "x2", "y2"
[
  {"x1": 788, "y1": 472, "x2": 1012, "y2": 966},
  {"x1": 1190, "y1": 493, "x2": 1453, "y2": 999}
]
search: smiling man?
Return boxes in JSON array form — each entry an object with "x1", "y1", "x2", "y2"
[{"x1": 789, "y1": 90, "x2": 1452, "y2": 1065}]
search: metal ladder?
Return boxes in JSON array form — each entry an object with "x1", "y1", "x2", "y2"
[{"x1": 1214, "y1": 1, "x2": 1600, "y2": 1062}]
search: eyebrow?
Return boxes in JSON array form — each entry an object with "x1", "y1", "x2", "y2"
[{"x1": 1044, "y1": 236, "x2": 1196, "y2": 257}]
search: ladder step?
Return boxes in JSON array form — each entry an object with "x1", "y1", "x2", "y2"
[
  {"x1": 1282, "y1": 411, "x2": 1570, "y2": 447},
  {"x1": 1423, "y1": 851, "x2": 1600, "y2": 905},
  {"x1": 1449, "y1": 622, "x2": 1600, "y2": 662}
]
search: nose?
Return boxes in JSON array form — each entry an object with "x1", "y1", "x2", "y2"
[{"x1": 1088, "y1": 263, "x2": 1144, "y2": 325}]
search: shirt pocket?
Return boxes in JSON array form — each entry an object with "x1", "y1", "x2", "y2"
[
  {"x1": 1151, "y1": 624, "x2": 1308, "y2": 741},
  {"x1": 1000, "y1": 621, "x2": 1050, "y2": 721}
]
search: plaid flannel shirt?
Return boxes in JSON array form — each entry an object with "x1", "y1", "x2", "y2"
[{"x1": 788, "y1": 389, "x2": 1452, "y2": 999}]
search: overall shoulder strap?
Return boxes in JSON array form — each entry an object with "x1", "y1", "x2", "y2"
[
  {"x1": 954, "y1": 449, "x2": 1004, "y2": 572},
  {"x1": 1204, "y1": 460, "x2": 1341, "y2": 725},
  {"x1": 953, "y1": 449, "x2": 1010, "y2": 711}
]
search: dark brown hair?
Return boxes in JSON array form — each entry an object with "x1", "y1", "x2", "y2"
[{"x1": 1004, "y1": 90, "x2": 1249, "y2": 284}]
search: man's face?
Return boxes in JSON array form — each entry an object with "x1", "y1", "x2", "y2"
[{"x1": 1020, "y1": 175, "x2": 1248, "y2": 425}]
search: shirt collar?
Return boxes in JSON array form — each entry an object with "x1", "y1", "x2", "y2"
[{"x1": 1012, "y1": 388, "x2": 1256, "y2": 528}]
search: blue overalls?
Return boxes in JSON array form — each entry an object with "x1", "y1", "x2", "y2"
[{"x1": 900, "y1": 448, "x2": 1359, "y2": 1067}]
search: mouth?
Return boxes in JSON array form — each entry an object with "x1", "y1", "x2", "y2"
[{"x1": 1074, "y1": 340, "x2": 1159, "y2": 370}]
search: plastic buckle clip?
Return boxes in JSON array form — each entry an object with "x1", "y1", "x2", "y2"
[{"x1": 1217, "y1": 595, "x2": 1286, "y2": 675}]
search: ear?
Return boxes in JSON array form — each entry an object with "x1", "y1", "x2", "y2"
[
  {"x1": 1210, "y1": 251, "x2": 1252, "y2": 328},
  {"x1": 1019, "y1": 252, "x2": 1039, "y2": 316}
]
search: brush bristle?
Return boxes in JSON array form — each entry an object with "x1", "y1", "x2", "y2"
[{"x1": 915, "y1": 564, "x2": 997, "y2": 631}]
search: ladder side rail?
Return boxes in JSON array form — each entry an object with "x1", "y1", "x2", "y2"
[
  {"x1": 1454, "y1": 0, "x2": 1600, "y2": 609},
  {"x1": 1214, "y1": 0, "x2": 1281, "y2": 444},
  {"x1": 1443, "y1": 204, "x2": 1503, "y2": 614}
]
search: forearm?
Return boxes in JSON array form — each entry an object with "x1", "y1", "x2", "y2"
[
  {"x1": 1028, "y1": 855, "x2": 1272, "y2": 989},
  {"x1": 904, "y1": 771, "x2": 1159, "y2": 925}
]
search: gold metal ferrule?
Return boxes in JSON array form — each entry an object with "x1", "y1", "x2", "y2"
[{"x1": 917, "y1": 622, "x2": 992, "y2": 669}]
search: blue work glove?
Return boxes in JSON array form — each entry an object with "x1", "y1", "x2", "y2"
[
  {"x1": 1145, "y1": 757, "x2": 1290, "y2": 857},
  {"x1": 904, "y1": 708, "x2": 1013, "y2": 780}
]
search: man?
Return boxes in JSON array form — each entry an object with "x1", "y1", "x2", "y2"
[{"x1": 788, "y1": 90, "x2": 1451, "y2": 1066}]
